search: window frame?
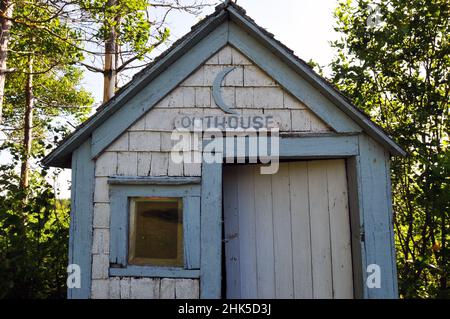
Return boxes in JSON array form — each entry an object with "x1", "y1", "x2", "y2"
[{"x1": 108, "y1": 177, "x2": 201, "y2": 278}]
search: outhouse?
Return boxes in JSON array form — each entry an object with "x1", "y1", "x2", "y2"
[{"x1": 43, "y1": 1, "x2": 405, "y2": 299}]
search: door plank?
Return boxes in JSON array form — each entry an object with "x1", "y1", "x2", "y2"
[
  {"x1": 223, "y1": 166, "x2": 241, "y2": 299},
  {"x1": 308, "y1": 160, "x2": 333, "y2": 299},
  {"x1": 289, "y1": 162, "x2": 313, "y2": 298},
  {"x1": 254, "y1": 167, "x2": 275, "y2": 298},
  {"x1": 271, "y1": 163, "x2": 294, "y2": 298},
  {"x1": 327, "y1": 160, "x2": 354, "y2": 298},
  {"x1": 237, "y1": 165, "x2": 258, "y2": 298}
]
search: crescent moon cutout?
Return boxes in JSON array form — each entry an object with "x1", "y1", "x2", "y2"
[{"x1": 212, "y1": 67, "x2": 238, "y2": 114}]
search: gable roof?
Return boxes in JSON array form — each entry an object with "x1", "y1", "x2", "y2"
[{"x1": 43, "y1": 1, "x2": 405, "y2": 168}]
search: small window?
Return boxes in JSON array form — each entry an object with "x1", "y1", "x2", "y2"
[{"x1": 128, "y1": 197, "x2": 183, "y2": 267}]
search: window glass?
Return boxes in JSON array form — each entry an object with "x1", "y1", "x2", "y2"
[{"x1": 129, "y1": 197, "x2": 183, "y2": 267}]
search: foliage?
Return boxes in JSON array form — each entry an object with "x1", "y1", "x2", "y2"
[
  {"x1": 0, "y1": 0, "x2": 93, "y2": 299},
  {"x1": 0, "y1": 162, "x2": 70, "y2": 299},
  {"x1": 329, "y1": 0, "x2": 449, "y2": 298}
]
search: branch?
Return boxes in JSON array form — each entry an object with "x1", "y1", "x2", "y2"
[{"x1": 79, "y1": 62, "x2": 104, "y2": 73}]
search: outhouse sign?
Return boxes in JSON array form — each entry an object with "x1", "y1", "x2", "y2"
[{"x1": 43, "y1": 1, "x2": 405, "y2": 299}]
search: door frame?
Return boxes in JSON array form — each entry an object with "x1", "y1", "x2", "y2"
[{"x1": 200, "y1": 134, "x2": 398, "y2": 299}]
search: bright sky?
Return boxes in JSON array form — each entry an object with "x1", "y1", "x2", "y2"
[{"x1": 39, "y1": 0, "x2": 343, "y2": 198}]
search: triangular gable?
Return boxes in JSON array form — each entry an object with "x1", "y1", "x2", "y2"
[
  {"x1": 43, "y1": 2, "x2": 404, "y2": 168},
  {"x1": 101, "y1": 45, "x2": 333, "y2": 158}
]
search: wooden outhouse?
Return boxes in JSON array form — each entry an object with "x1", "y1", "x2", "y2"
[{"x1": 43, "y1": 1, "x2": 405, "y2": 299}]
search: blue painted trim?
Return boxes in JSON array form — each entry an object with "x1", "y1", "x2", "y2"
[
  {"x1": 384, "y1": 151, "x2": 399, "y2": 298},
  {"x1": 346, "y1": 156, "x2": 368, "y2": 299},
  {"x1": 357, "y1": 134, "x2": 398, "y2": 298},
  {"x1": 109, "y1": 184, "x2": 201, "y2": 198},
  {"x1": 68, "y1": 139, "x2": 94, "y2": 299},
  {"x1": 109, "y1": 188, "x2": 128, "y2": 266},
  {"x1": 184, "y1": 196, "x2": 201, "y2": 269},
  {"x1": 108, "y1": 176, "x2": 201, "y2": 185},
  {"x1": 200, "y1": 161, "x2": 223, "y2": 299},
  {"x1": 110, "y1": 267, "x2": 200, "y2": 278},
  {"x1": 203, "y1": 135, "x2": 359, "y2": 159},
  {"x1": 109, "y1": 184, "x2": 201, "y2": 275}
]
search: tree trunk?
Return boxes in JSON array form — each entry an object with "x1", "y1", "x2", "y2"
[
  {"x1": 103, "y1": 0, "x2": 117, "y2": 103},
  {"x1": 20, "y1": 56, "x2": 33, "y2": 190},
  {"x1": 0, "y1": 0, "x2": 14, "y2": 124}
]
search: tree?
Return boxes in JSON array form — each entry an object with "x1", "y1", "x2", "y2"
[
  {"x1": 3, "y1": 1, "x2": 92, "y2": 190},
  {"x1": 76, "y1": 0, "x2": 208, "y2": 102},
  {"x1": 328, "y1": 0, "x2": 449, "y2": 298},
  {"x1": 0, "y1": 0, "x2": 15, "y2": 124},
  {"x1": 0, "y1": 0, "x2": 93, "y2": 298}
]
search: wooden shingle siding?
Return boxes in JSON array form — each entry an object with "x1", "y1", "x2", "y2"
[
  {"x1": 95, "y1": 277, "x2": 200, "y2": 299},
  {"x1": 223, "y1": 161, "x2": 354, "y2": 299}
]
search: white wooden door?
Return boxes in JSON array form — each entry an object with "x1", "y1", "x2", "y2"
[{"x1": 223, "y1": 160, "x2": 354, "y2": 299}]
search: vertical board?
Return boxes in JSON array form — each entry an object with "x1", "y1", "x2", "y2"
[
  {"x1": 308, "y1": 161, "x2": 333, "y2": 299},
  {"x1": 358, "y1": 135, "x2": 398, "y2": 298},
  {"x1": 253, "y1": 167, "x2": 275, "y2": 299},
  {"x1": 184, "y1": 196, "x2": 201, "y2": 269},
  {"x1": 346, "y1": 157, "x2": 366, "y2": 298},
  {"x1": 289, "y1": 162, "x2": 313, "y2": 298},
  {"x1": 326, "y1": 160, "x2": 354, "y2": 298},
  {"x1": 237, "y1": 165, "x2": 258, "y2": 298},
  {"x1": 271, "y1": 164, "x2": 294, "y2": 298},
  {"x1": 200, "y1": 162, "x2": 222, "y2": 299},
  {"x1": 69, "y1": 139, "x2": 95, "y2": 299},
  {"x1": 223, "y1": 166, "x2": 241, "y2": 299}
]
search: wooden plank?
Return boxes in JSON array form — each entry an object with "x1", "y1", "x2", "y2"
[
  {"x1": 184, "y1": 196, "x2": 201, "y2": 269},
  {"x1": 109, "y1": 190, "x2": 128, "y2": 266},
  {"x1": 253, "y1": 166, "x2": 275, "y2": 299},
  {"x1": 326, "y1": 159, "x2": 354, "y2": 298},
  {"x1": 108, "y1": 176, "x2": 201, "y2": 185},
  {"x1": 346, "y1": 156, "x2": 367, "y2": 299},
  {"x1": 288, "y1": 162, "x2": 313, "y2": 298},
  {"x1": 223, "y1": 166, "x2": 241, "y2": 299},
  {"x1": 200, "y1": 162, "x2": 222, "y2": 298},
  {"x1": 68, "y1": 139, "x2": 95, "y2": 299},
  {"x1": 308, "y1": 160, "x2": 333, "y2": 298},
  {"x1": 280, "y1": 136, "x2": 359, "y2": 158},
  {"x1": 271, "y1": 163, "x2": 294, "y2": 298},
  {"x1": 237, "y1": 165, "x2": 258, "y2": 298},
  {"x1": 109, "y1": 184, "x2": 201, "y2": 198},
  {"x1": 110, "y1": 267, "x2": 200, "y2": 278},
  {"x1": 384, "y1": 152, "x2": 399, "y2": 298},
  {"x1": 358, "y1": 134, "x2": 398, "y2": 298}
]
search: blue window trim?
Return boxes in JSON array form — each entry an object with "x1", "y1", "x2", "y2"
[{"x1": 108, "y1": 178, "x2": 201, "y2": 278}]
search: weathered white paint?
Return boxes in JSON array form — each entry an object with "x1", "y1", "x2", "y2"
[
  {"x1": 91, "y1": 254, "x2": 109, "y2": 279},
  {"x1": 89, "y1": 45, "x2": 335, "y2": 299},
  {"x1": 223, "y1": 160, "x2": 353, "y2": 299}
]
